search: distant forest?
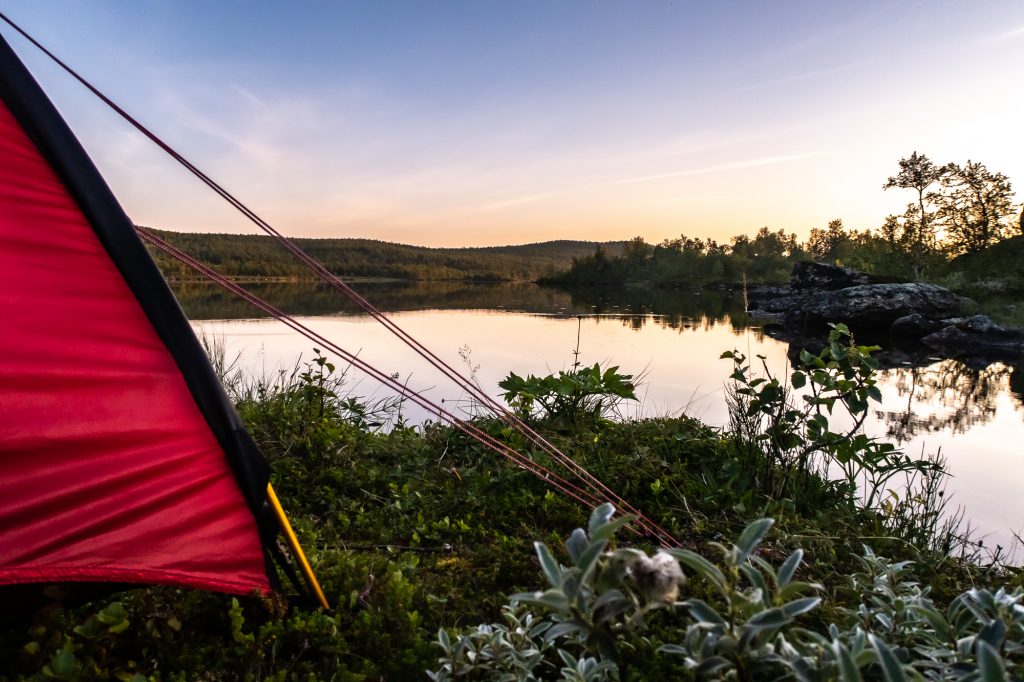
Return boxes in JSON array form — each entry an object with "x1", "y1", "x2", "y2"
[
  {"x1": 549, "y1": 153, "x2": 1024, "y2": 293},
  {"x1": 144, "y1": 229, "x2": 627, "y2": 282},
  {"x1": 145, "y1": 153, "x2": 1022, "y2": 292}
]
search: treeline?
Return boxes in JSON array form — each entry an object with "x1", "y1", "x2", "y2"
[
  {"x1": 144, "y1": 229, "x2": 627, "y2": 282},
  {"x1": 548, "y1": 152, "x2": 1023, "y2": 288},
  {"x1": 144, "y1": 152, "x2": 1021, "y2": 288}
]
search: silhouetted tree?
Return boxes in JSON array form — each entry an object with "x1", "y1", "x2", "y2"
[
  {"x1": 806, "y1": 219, "x2": 846, "y2": 263},
  {"x1": 933, "y1": 161, "x2": 1015, "y2": 254},
  {"x1": 884, "y1": 152, "x2": 941, "y2": 277},
  {"x1": 623, "y1": 236, "x2": 653, "y2": 267}
]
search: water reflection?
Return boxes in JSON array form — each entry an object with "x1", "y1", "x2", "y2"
[
  {"x1": 171, "y1": 281, "x2": 756, "y2": 337},
  {"x1": 562, "y1": 286, "x2": 751, "y2": 334},
  {"x1": 757, "y1": 321, "x2": 1024, "y2": 443},
  {"x1": 876, "y1": 360, "x2": 1024, "y2": 443},
  {"x1": 173, "y1": 281, "x2": 1023, "y2": 422},
  {"x1": 170, "y1": 281, "x2": 580, "y2": 318}
]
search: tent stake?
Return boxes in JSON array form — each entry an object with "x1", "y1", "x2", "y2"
[{"x1": 267, "y1": 484, "x2": 330, "y2": 609}]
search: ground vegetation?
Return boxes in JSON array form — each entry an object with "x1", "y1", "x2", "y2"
[{"x1": 2, "y1": 331, "x2": 1018, "y2": 680}]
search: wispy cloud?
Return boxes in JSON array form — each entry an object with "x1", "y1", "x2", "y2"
[
  {"x1": 731, "y1": 63, "x2": 863, "y2": 94},
  {"x1": 475, "y1": 192, "x2": 554, "y2": 212},
  {"x1": 611, "y1": 152, "x2": 818, "y2": 185},
  {"x1": 230, "y1": 84, "x2": 271, "y2": 112},
  {"x1": 987, "y1": 23, "x2": 1024, "y2": 42}
]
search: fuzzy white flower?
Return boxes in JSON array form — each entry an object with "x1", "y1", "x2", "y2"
[{"x1": 629, "y1": 551, "x2": 685, "y2": 603}]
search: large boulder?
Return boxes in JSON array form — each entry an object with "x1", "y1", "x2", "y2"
[
  {"x1": 749, "y1": 262, "x2": 1022, "y2": 366},
  {"x1": 889, "y1": 313, "x2": 946, "y2": 338},
  {"x1": 790, "y1": 261, "x2": 876, "y2": 290},
  {"x1": 783, "y1": 283, "x2": 971, "y2": 329},
  {"x1": 922, "y1": 315, "x2": 1024, "y2": 358},
  {"x1": 745, "y1": 286, "x2": 808, "y2": 316}
]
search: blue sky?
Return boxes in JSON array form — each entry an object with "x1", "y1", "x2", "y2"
[{"x1": 2, "y1": 1, "x2": 1022, "y2": 246}]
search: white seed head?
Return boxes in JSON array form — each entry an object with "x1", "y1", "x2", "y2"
[{"x1": 630, "y1": 551, "x2": 685, "y2": 603}]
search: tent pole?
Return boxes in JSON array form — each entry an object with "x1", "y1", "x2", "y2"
[{"x1": 266, "y1": 484, "x2": 330, "y2": 609}]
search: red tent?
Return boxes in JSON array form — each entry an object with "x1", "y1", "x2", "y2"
[{"x1": 0, "y1": 33, "x2": 308, "y2": 599}]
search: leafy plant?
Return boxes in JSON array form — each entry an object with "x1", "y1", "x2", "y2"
[
  {"x1": 430, "y1": 506, "x2": 827, "y2": 680},
  {"x1": 723, "y1": 323, "x2": 940, "y2": 509},
  {"x1": 499, "y1": 363, "x2": 637, "y2": 430},
  {"x1": 429, "y1": 602, "x2": 556, "y2": 680},
  {"x1": 430, "y1": 503, "x2": 679, "y2": 680},
  {"x1": 829, "y1": 546, "x2": 1024, "y2": 680},
  {"x1": 659, "y1": 519, "x2": 823, "y2": 679},
  {"x1": 432, "y1": 504, "x2": 1024, "y2": 681}
]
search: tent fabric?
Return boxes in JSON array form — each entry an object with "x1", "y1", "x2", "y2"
[{"x1": 0, "y1": 36, "x2": 273, "y2": 595}]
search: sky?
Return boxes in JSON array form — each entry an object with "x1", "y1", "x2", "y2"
[{"x1": 1, "y1": 1, "x2": 1022, "y2": 247}]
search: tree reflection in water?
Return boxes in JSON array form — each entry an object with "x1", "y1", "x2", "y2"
[
  {"x1": 173, "y1": 279, "x2": 1020, "y2": 443},
  {"x1": 172, "y1": 280, "x2": 758, "y2": 338},
  {"x1": 564, "y1": 286, "x2": 755, "y2": 337},
  {"x1": 876, "y1": 360, "x2": 1024, "y2": 443}
]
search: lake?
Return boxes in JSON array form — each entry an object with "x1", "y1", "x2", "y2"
[{"x1": 175, "y1": 280, "x2": 1024, "y2": 557}]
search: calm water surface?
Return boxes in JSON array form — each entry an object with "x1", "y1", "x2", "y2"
[{"x1": 176, "y1": 281, "x2": 1024, "y2": 555}]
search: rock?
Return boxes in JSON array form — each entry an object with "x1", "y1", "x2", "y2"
[
  {"x1": 746, "y1": 286, "x2": 808, "y2": 317},
  {"x1": 784, "y1": 283, "x2": 971, "y2": 329},
  {"x1": 922, "y1": 315, "x2": 1024, "y2": 358},
  {"x1": 746, "y1": 285, "x2": 793, "y2": 299},
  {"x1": 890, "y1": 313, "x2": 945, "y2": 338},
  {"x1": 747, "y1": 262, "x2": 1003, "y2": 364},
  {"x1": 790, "y1": 262, "x2": 875, "y2": 290},
  {"x1": 749, "y1": 261, "x2": 1023, "y2": 364}
]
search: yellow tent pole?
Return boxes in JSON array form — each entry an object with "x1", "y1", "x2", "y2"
[{"x1": 266, "y1": 483, "x2": 329, "y2": 609}]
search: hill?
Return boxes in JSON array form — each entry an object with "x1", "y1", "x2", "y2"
[{"x1": 143, "y1": 228, "x2": 626, "y2": 282}]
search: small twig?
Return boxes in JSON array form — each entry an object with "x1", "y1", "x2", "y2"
[
  {"x1": 357, "y1": 574, "x2": 375, "y2": 609},
  {"x1": 571, "y1": 315, "x2": 583, "y2": 371}
]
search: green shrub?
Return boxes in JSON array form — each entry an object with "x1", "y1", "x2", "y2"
[
  {"x1": 499, "y1": 363, "x2": 637, "y2": 430},
  {"x1": 723, "y1": 323, "x2": 940, "y2": 511}
]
